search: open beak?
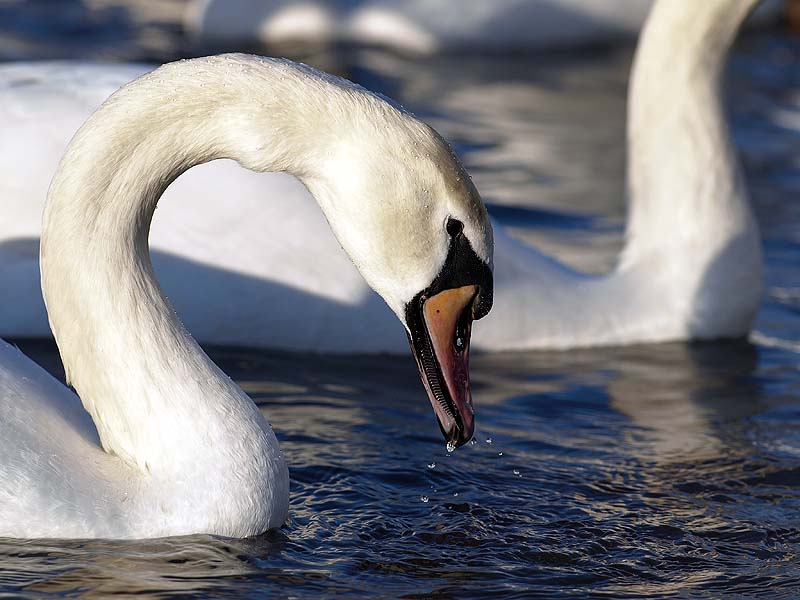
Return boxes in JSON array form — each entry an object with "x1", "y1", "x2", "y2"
[{"x1": 406, "y1": 284, "x2": 478, "y2": 448}]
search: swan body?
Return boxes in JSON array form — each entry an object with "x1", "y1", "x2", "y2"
[
  {"x1": 0, "y1": 336, "x2": 287, "y2": 539},
  {"x1": 0, "y1": 55, "x2": 493, "y2": 538},
  {"x1": 0, "y1": 0, "x2": 764, "y2": 353},
  {"x1": 184, "y1": 0, "x2": 781, "y2": 54}
]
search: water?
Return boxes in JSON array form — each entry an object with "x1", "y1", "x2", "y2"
[{"x1": 3, "y1": 3, "x2": 800, "y2": 598}]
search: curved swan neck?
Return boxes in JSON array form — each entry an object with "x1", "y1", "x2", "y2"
[
  {"x1": 622, "y1": 0, "x2": 760, "y2": 267},
  {"x1": 39, "y1": 56, "x2": 350, "y2": 473},
  {"x1": 631, "y1": 0, "x2": 758, "y2": 89}
]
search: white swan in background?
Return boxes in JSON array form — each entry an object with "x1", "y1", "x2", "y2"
[
  {"x1": 183, "y1": 0, "x2": 781, "y2": 54},
  {"x1": 0, "y1": 0, "x2": 765, "y2": 353},
  {"x1": 0, "y1": 55, "x2": 493, "y2": 539}
]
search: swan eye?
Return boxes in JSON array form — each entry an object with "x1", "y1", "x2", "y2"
[{"x1": 446, "y1": 218, "x2": 463, "y2": 238}]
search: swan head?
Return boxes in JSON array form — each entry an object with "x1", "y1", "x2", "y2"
[
  {"x1": 292, "y1": 95, "x2": 494, "y2": 448},
  {"x1": 401, "y1": 213, "x2": 493, "y2": 449},
  {"x1": 224, "y1": 57, "x2": 492, "y2": 446}
]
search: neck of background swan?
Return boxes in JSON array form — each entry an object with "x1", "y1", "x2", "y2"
[
  {"x1": 621, "y1": 0, "x2": 760, "y2": 269},
  {"x1": 40, "y1": 58, "x2": 323, "y2": 474}
]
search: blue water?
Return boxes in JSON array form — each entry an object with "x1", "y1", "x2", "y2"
[{"x1": 3, "y1": 4, "x2": 800, "y2": 598}]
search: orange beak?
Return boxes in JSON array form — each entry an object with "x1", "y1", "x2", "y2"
[{"x1": 408, "y1": 285, "x2": 478, "y2": 448}]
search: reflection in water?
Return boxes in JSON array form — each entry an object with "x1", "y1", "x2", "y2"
[
  {"x1": 609, "y1": 342, "x2": 761, "y2": 461},
  {"x1": 0, "y1": 534, "x2": 286, "y2": 596}
]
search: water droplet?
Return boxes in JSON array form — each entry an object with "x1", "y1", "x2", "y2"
[
  {"x1": 513, "y1": 469, "x2": 520, "y2": 476},
  {"x1": 453, "y1": 491, "x2": 459, "y2": 497},
  {"x1": 446, "y1": 441, "x2": 456, "y2": 453},
  {"x1": 469, "y1": 438, "x2": 477, "y2": 446},
  {"x1": 427, "y1": 462, "x2": 436, "y2": 469},
  {"x1": 420, "y1": 495, "x2": 429, "y2": 503},
  {"x1": 456, "y1": 337, "x2": 463, "y2": 348},
  {"x1": 498, "y1": 452, "x2": 504, "y2": 457},
  {"x1": 485, "y1": 437, "x2": 493, "y2": 444}
]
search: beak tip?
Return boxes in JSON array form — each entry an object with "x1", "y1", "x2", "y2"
[{"x1": 442, "y1": 416, "x2": 475, "y2": 449}]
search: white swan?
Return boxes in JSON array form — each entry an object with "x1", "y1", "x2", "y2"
[
  {"x1": 183, "y1": 0, "x2": 782, "y2": 54},
  {"x1": 0, "y1": 54, "x2": 494, "y2": 539},
  {"x1": 0, "y1": 0, "x2": 765, "y2": 353}
]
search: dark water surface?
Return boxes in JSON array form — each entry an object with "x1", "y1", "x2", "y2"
[{"x1": 3, "y1": 4, "x2": 800, "y2": 598}]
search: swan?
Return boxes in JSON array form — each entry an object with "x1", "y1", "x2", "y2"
[
  {"x1": 183, "y1": 0, "x2": 782, "y2": 54},
  {"x1": 0, "y1": 0, "x2": 765, "y2": 352},
  {"x1": 0, "y1": 54, "x2": 494, "y2": 539}
]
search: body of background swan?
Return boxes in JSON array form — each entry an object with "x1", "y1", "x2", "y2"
[
  {"x1": 0, "y1": 0, "x2": 764, "y2": 353},
  {"x1": 184, "y1": 0, "x2": 782, "y2": 54}
]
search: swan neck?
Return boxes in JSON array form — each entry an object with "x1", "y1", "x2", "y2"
[
  {"x1": 39, "y1": 57, "x2": 330, "y2": 473},
  {"x1": 629, "y1": 0, "x2": 757, "y2": 95},
  {"x1": 627, "y1": 0, "x2": 758, "y2": 153},
  {"x1": 622, "y1": 0, "x2": 759, "y2": 268}
]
